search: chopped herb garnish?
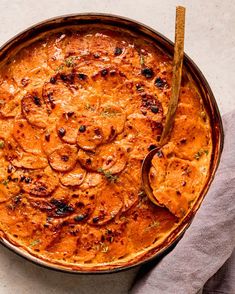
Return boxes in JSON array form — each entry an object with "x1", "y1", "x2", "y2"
[
  {"x1": 65, "y1": 56, "x2": 75, "y2": 67},
  {"x1": 114, "y1": 47, "x2": 123, "y2": 56},
  {"x1": 2, "y1": 179, "x2": 9, "y2": 186},
  {"x1": 140, "y1": 54, "x2": 145, "y2": 66},
  {"x1": 101, "y1": 106, "x2": 119, "y2": 117},
  {"x1": 56, "y1": 65, "x2": 64, "y2": 72},
  {"x1": 194, "y1": 149, "x2": 209, "y2": 160},
  {"x1": 79, "y1": 125, "x2": 86, "y2": 133},
  {"x1": 30, "y1": 239, "x2": 40, "y2": 247},
  {"x1": 145, "y1": 221, "x2": 160, "y2": 232},
  {"x1": 0, "y1": 140, "x2": 4, "y2": 149},
  {"x1": 85, "y1": 103, "x2": 95, "y2": 111},
  {"x1": 141, "y1": 67, "x2": 154, "y2": 79},
  {"x1": 154, "y1": 77, "x2": 166, "y2": 88},
  {"x1": 100, "y1": 242, "x2": 109, "y2": 253},
  {"x1": 97, "y1": 168, "x2": 118, "y2": 183}
]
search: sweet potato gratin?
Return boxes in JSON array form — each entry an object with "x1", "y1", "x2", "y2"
[{"x1": 0, "y1": 25, "x2": 212, "y2": 270}]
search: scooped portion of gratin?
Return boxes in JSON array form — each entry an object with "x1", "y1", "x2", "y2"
[{"x1": 0, "y1": 25, "x2": 212, "y2": 270}]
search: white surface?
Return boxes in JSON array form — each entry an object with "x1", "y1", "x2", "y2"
[{"x1": 0, "y1": 1, "x2": 234, "y2": 293}]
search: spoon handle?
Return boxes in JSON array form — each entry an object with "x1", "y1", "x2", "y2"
[{"x1": 160, "y1": 6, "x2": 186, "y2": 146}]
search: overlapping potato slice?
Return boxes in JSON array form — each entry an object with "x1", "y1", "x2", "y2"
[
  {"x1": 46, "y1": 223, "x2": 81, "y2": 258},
  {"x1": 92, "y1": 68, "x2": 127, "y2": 97},
  {"x1": 126, "y1": 113, "x2": 163, "y2": 138},
  {"x1": 48, "y1": 144, "x2": 77, "y2": 172},
  {"x1": 0, "y1": 181, "x2": 21, "y2": 203},
  {"x1": 114, "y1": 164, "x2": 140, "y2": 212},
  {"x1": 60, "y1": 164, "x2": 86, "y2": 186},
  {"x1": 12, "y1": 153, "x2": 48, "y2": 169},
  {"x1": 41, "y1": 127, "x2": 64, "y2": 155},
  {"x1": 73, "y1": 226, "x2": 102, "y2": 262},
  {"x1": 98, "y1": 103, "x2": 126, "y2": 136},
  {"x1": 77, "y1": 143, "x2": 127, "y2": 174},
  {"x1": 89, "y1": 184, "x2": 123, "y2": 225},
  {"x1": 0, "y1": 89, "x2": 20, "y2": 118},
  {"x1": 42, "y1": 77, "x2": 74, "y2": 113},
  {"x1": 46, "y1": 33, "x2": 68, "y2": 71},
  {"x1": 150, "y1": 146, "x2": 203, "y2": 217},
  {"x1": 20, "y1": 166, "x2": 59, "y2": 197},
  {"x1": 170, "y1": 116, "x2": 210, "y2": 160},
  {"x1": 152, "y1": 187, "x2": 188, "y2": 218},
  {"x1": 127, "y1": 204, "x2": 177, "y2": 250},
  {"x1": 95, "y1": 221, "x2": 129, "y2": 262},
  {"x1": 13, "y1": 118, "x2": 43, "y2": 154},
  {"x1": 56, "y1": 112, "x2": 79, "y2": 144},
  {"x1": 79, "y1": 172, "x2": 103, "y2": 191},
  {"x1": 76, "y1": 118, "x2": 103, "y2": 150},
  {"x1": 4, "y1": 134, "x2": 48, "y2": 170},
  {"x1": 21, "y1": 91, "x2": 48, "y2": 128}
]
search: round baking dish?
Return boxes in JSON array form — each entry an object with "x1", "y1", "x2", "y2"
[{"x1": 0, "y1": 13, "x2": 224, "y2": 274}]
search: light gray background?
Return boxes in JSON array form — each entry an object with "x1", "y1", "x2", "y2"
[{"x1": 0, "y1": 0, "x2": 234, "y2": 293}]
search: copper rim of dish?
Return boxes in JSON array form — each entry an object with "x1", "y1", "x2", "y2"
[{"x1": 0, "y1": 13, "x2": 224, "y2": 274}]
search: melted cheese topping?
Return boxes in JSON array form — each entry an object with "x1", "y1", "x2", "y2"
[{"x1": 0, "y1": 25, "x2": 212, "y2": 271}]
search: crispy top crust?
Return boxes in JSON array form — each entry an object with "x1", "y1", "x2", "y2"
[{"x1": 0, "y1": 25, "x2": 212, "y2": 271}]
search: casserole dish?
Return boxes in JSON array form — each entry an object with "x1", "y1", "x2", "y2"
[{"x1": 0, "y1": 13, "x2": 223, "y2": 273}]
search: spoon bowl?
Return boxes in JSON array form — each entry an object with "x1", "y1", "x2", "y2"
[{"x1": 141, "y1": 147, "x2": 164, "y2": 206}]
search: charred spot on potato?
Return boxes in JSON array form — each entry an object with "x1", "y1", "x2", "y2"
[
  {"x1": 154, "y1": 77, "x2": 167, "y2": 88},
  {"x1": 141, "y1": 67, "x2": 154, "y2": 79},
  {"x1": 33, "y1": 95, "x2": 41, "y2": 106},
  {"x1": 50, "y1": 77, "x2": 56, "y2": 84},
  {"x1": 101, "y1": 69, "x2": 108, "y2": 77},
  {"x1": 77, "y1": 73, "x2": 87, "y2": 81},
  {"x1": 79, "y1": 125, "x2": 86, "y2": 133},
  {"x1": 114, "y1": 47, "x2": 122, "y2": 56},
  {"x1": 58, "y1": 127, "x2": 66, "y2": 138}
]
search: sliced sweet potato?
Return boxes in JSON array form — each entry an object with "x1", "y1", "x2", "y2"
[
  {"x1": 170, "y1": 116, "x2": 210, "y2": 160},
  {"x1": 0, "y1": 181, "x2": 21, "y2": 203},
  {"x1": 20, "y1": 166, "x2": 59, "y2": 197},
  {"x1": 92, "y1": 68, "x2": 127, "y2": 98},
  {"x1": 153, "y1": 187, "x2": 188, "y2": 218},
  {"x1": 127, "y1": 207, "x2": 161, "y2": 251},
  {"x1": 42, "y1": 79, "x2": 73, "y2": 112},
  {"x1": 48, "y1": 144, "x2": 77, "y2": 172},
  {"x1": 13, "y1": 118, "x2": 43, "y2": 154},
  {"x1": 74, "y1": 226, "x2": 102, "y2": 262},
  {"x1": 89, "y1": 184, "x2": 123, "y2": 225},
  {"x1": 79, "y1": 172, "x2": 103, "y2": 190},
  {"x1": 150, "y1": 152, "x2": 202, "y2": 217},
  {"x1": 46, "y1": 224, "x2": 81, "y2": 258},
  {"x1": 21, "y1": 91, "x2": 48, "y2": 128},
  {"x1": 12, "y1": 153, "x2": 48, "y2": 169},
  {"x1": 77, "y1": 143, "x2": 127, "y2": 174},
  {"x1": 98, "y1": 103, "x2": 126, "y2": 135},
  {"x1": 127, "y1": 113, "x2": 163, "y2": 138},
  {"x1": 56, "y1": 112, "x2": 79, "y2": 144},
  {"x1": 41, "y1": 127, "x2": 64, "y2": 155},
  {"x1": 0, "y1": 89, "x2": 20, "y2": 118},
  {"x1": 127, "y1": 204, "x2": 176, "y2": 251},
  {"x1": 69, "y1": 189, "x2": 96, "y2": 221},
  {"x1": 101, "y1": 144, "x2": 127, "y2": 174},
  {"x1": 113, "y1": 173, "x2": 139, "y2": 212},
  {"x1": 76, "y1": 120, "x2": 103, "y2": 150},
  {"x1": 60, "y1": 164, "x2": 86, "y2": 186},
  {"x1": 96, "y1": 221, "x2": 129, "y2": 262}
]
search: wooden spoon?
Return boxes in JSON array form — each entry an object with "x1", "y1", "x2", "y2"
[{"x1": 141, "y1": 6, "x2": 186, "y2": 206}]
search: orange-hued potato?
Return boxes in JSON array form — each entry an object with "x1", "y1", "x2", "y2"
[{"x1": 0, "y1": 25, "x2": 212, "y2": 270}]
